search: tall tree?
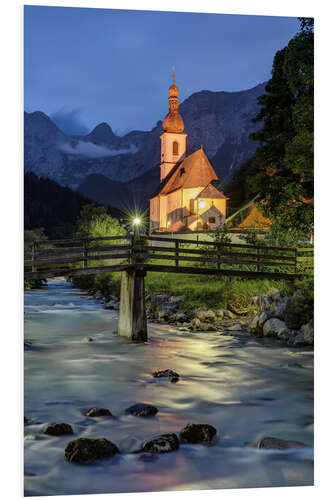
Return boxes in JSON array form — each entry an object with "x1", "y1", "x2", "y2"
[
  {"x1": 249, "y1": 18, "x2": 314, "y2": 232},
  {"x1": 75, "y1": 204, "x2": 125, "y2": 244}
]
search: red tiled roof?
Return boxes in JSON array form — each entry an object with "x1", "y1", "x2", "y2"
[
  {"x1": 196, "y1": 183, "x2": 226, "y2": 199},
  {"x1": 159, "y1": 148, "x2": 218, "y2": 195},
  {"x1": 168, "y1": 220, "x2": 187, "y2": 232}
]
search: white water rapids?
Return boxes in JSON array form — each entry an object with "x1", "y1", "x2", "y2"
[{"x1": 24, "y1": 278, "x2": 314, "y2": 496}]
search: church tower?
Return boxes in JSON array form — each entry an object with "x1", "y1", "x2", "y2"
[{"x1": 160, "y1": 71, "x2": 187, "y2": 181}]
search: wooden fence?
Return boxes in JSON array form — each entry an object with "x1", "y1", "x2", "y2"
[{"x1": 24, "y1": 234, "x2": 313, "y2": 280}]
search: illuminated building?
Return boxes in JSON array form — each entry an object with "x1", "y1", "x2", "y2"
[{"x1": 150, "y1": 72, "x2": 227, "y2": 232}]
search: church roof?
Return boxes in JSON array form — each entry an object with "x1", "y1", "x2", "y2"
[
  {"x1": 163, "y1": 111, "x2": 184, "y2": 133},
  {"x1": 157, "y1": 148, "x2": 219, "y2": 196},
  {"x1": 196, "y1": 183, "x2": 227, "y2": 199},
  {"x1": 168, "y1": 220, "x2": 187, "y2": 232}
]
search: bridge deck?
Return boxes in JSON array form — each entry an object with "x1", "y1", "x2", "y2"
[{"x1": 24, "y1": 234, "x2": 313, "y2": 281}]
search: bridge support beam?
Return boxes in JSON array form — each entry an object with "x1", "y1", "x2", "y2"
[{"x1": 118, "y1": 268, "x2": 147, "y2": 342}]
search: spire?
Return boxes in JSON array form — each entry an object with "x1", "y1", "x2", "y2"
[
  {"x1": 163, "y1": 67, "x2": 184, "y2": 133},
  {"x1": 168, "y1": 67, "x2": 179, "y2": 99}
]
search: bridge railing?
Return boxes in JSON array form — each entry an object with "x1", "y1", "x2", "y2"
[
  {"x1": 24, "y1": 234, "x2": 313, "y2": 279},
  {"x1": 24, "y1": 235, "x2": 131, "y2": 274}
]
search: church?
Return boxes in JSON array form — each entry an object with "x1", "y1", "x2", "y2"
[{"x1": 149, "y1": 73, "x2": 228, "y2": 233}]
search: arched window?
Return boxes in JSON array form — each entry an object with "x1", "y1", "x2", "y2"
[{"x1": 173, "y1": 141, "x2": 179, "y2": 155}]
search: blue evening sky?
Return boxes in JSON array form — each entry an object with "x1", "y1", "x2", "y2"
[{"x1": 24, "y1": 6, "x2": 299, "y2": 135}]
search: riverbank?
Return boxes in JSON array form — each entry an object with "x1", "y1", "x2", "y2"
[{"x1": 72, "y1": 271, "x2": 314, "y2": 347}]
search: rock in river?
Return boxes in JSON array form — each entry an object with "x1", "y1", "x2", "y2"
[
  {"x1": 153, "y1": 369, "x2": 180, "y2": 383},
  {"x1": 125, "y1": 403, "x2": 159, "y2": 417},
  {"x1": 65, "y1": 437, "x2": 119, "y2": 464},
  {"x1": 257, "y1": 436, "x2": 307, "y2": 450},
  {"x1": 43, "y1": 422, "x2": 74, "y2": 436},
  {"x1": 141, "y1": 433, "x2": 179, "y2": 453},
  {"x1": 194, "y1": 308, "x2": 216, "y2": 323},
  {"x1": 180, "y1": 423, "x2": 217, "y2": 444},
  {"x1": 262, "y1": 318, "x2": 293, "y2": 340},
  {"x1": 249, "y1": 311, "x2": 273, "y2": 336},
  {"x1": 83, "y1": 407, "x2": 112, "y2": 417}
]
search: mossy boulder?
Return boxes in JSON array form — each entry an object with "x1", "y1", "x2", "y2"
[
  {"x1": 125, "y1": 403, "x2": 158, "y2": 417},
  {"x1": 190, "y1": 318, "x2": 202, "y2": 331},
  {"x1": 152, "y1": 369, "x2": 180, "y2": 383},
  {"x1": 284, "y1": 292, "x2": 305, "y2": 330},
  {"x1": 194, "y1": 309, "x2": 216, "y2": 323},
  {"x1": 65, "y1": 437, "x2": 119, "y2": 463},
  {"x1": 83, "y1": 407, "x2": 112, "y2": 417},
  {"x1": 262, "y1": 318, "x2": 293, "y2": 340},
  {"x1": 300, "y1": 321, "x2": 314, "y2": 345},
  {"x1": 141, "y1": 433, "x2": 179, "y2": 453},
  {"x1": 43, "y1": 422, "x2": 74, "y2": 436},
  {"x1": 256, "y1": 436, "x2": 307, "y2": 450},
  {"x1": 201, "y1": 322, "x2": 218, "y2": 332},
  {"x1": 179, "y1": 423, "x2": 217, "y2": 444},
  {"x1": 249, "y1": 311, "x2": 273, "y2": 336},
  {"x1": 220, "y1": 309, "x2": 236, "y2": 319},
  {"x1": 175, "y1": 311, "x2": 188, "y2": 323}
]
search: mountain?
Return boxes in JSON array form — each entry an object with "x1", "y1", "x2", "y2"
[{"x1": 24, "y1": 82, "x2": 266, "y2": 207}]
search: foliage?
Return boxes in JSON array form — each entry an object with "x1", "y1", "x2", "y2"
[
  {"x1": 24, "y1": 172, "x2": 95, "y2": 239},
  {"x1": 75, "y1": 204, "x2": 126, "y2": 244},
  {"x1": 249, "y1": 19, "x2": 314, "y2": 233},
  {"x1": 71, "y1": 273, "x2": 121, "y2": 297},
  {"x1": 238, "y1": 229, "x2": 264, "y2": 247},
  {"x1": 224, "y1": 158, "x2": 260, "y2": 216},
  {"x1": 24, "y1": 278, "x2": 46, "y2": 290},
  {"x1": 294, "y1": 273, "x2": 314, "y2": 324},
  {"x1": 213, "y1": 226, "x2": 232, "y2": 245},
  {"x1": 24, "y1": 227, "x2": 48, "y2": 244},
  {"x1": 263, "y1": 219, "x2": 303, "y2": 248}
]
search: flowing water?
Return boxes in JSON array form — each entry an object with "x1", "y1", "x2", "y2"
[{"x1": 24, "y1": 278, "x2": 314, "y2": 496}]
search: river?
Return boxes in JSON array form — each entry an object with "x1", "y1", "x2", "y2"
[{"x1": 24, "y1": 278, "x2": 314, "y2": 496}]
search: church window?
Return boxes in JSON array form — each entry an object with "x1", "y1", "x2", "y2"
[
  {"x1": 180, "y1": 167, "x2": 185, "y2": 176},
  {"x1": 173, "y1": 141, "x2": 179, "y2": 155},
  {"x1": 209, "y1": 217, "x2": 216, "y2": 224}
]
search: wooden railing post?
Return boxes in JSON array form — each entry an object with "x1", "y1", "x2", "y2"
[
  {"x1": 256, "y1": 247, "x2": 260, "y2": 272},
  {"x1": 83, "y1": 240, "x2": 88, "y2": 268},
  {"x1": 130, "y1": 233, "x2": 135, "y2": 265},
  {"x1": 32, "y1": 241, "x2": 36, "y2": 272},
  {"x1": 217, "y1": 243, "x2": 221, "y2": 271},
  {"x1": 175, "y1": 240, "x2": 179, "y2": 268},
  {"x1": 294, "y1": 248, "x2": 298, "y2": 274}
]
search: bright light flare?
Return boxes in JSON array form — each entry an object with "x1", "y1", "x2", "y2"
[
  {"x1": 198, "y1": 200, "x2": 206, "y2": 209},
  {"x1": 133, "y1": 217, "x2": 141, "y2": 226}
]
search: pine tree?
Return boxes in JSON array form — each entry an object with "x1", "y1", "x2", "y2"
[{"x1": 249, "y1": 18, "x2": 314, "y2": 233}]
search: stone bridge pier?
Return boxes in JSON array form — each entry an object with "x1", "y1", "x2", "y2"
[{"x1": 118, "y1": 267, "x2": 147, "y2": 342}]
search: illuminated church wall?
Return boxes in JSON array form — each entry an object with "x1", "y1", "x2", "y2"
[{"x1": 160, "y1": 131, "x2": 187, "y2": 181}]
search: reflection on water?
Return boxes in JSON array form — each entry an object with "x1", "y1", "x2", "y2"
[{"x1": 24, "y1": 278, "x2": 314, "y2": 496}]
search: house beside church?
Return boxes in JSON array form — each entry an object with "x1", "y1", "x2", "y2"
[{"x1": 149, "y1": 73, "x2": 227, "y2": 233}]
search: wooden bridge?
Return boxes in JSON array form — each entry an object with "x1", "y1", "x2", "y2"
[{"x1": 24, "y1": 234, "x2": 313, "y2": 342}]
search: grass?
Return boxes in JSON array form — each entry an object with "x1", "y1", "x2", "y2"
[{"x1": 71, "y1": 269, "x2": 288, "y2": 312}]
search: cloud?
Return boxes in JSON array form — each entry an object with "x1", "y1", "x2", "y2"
[
  {"x1": 50, "y1": 108, "x2": 90, "y2": 135},
  {"x1": 59, "y1": 141, "x2": 138, "y2": 158}
]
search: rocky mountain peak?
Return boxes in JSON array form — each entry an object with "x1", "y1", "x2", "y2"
[{"x1": 88, "y1": 122, "x2": 115, "y2": 143}]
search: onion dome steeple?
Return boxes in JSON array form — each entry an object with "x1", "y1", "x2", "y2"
[{"x1": 162, "y1": 69, "x2": 184, "y2": 133}]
